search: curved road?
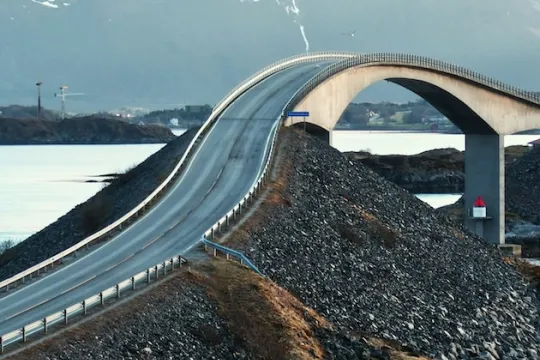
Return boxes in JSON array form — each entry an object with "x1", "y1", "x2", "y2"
[{"x1": 0, "y1": 61, "x2": 336, "y2": 336}]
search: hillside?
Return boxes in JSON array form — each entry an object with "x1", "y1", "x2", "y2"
[{"x1": 0, "y1": 116, "x2": 176, "y2": 145}]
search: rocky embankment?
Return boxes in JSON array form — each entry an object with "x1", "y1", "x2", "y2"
[
  {"x1": 0, "y1": 116, "x2": 176, "y2": 144},
  {"x1": 4, "y1": 128, "x2": 540, "y2": 360},
  {"x1": 502, "y1": 145, "x2": 540, "y2": 257},
  {"x1": 507, "y1": 146, "x2": 540, "y2": 225},
  {"x1": 9, "y1": 260, "x2": 429, "y2": 360},
  {"x1": 0, "y1": 127, "x2": 199, "y2": 281},
  {"x1": 226, "y1": 129, "x2": 540, "y2": 359},
  {"x1": 346, "y1": 146, "x2": 529, "y2": 193}
]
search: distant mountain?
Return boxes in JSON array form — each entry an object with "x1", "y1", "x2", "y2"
[{"x1": 1, "y1": 0, "x2": 540, "y2": 112}]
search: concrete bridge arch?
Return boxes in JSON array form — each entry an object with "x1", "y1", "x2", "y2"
[
  {"x1": 282, "y1": 54, "x2": 540, "y2": 245},
  {"x1": 286, "y1": 62, "x2": 540, "y2": 135}
]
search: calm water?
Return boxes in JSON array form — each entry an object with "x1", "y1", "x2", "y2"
[{"x1": 0, "y1": 130, "x2": 537, "y2": 244}]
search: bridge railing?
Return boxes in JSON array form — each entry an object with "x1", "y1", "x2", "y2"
[
  {"x1": 202, "y1": 238, "x2": 264, "y2": 276},
  {"x1": 283, "y1": 53, "x2": 540, "y2": 115},
  {"x1": 205, "y1": 51, "x2": 358, "y2": 125},
  {"x1": 0, "y1": 52, "x2": 354, "y2": 294},
  {"x1": 0, "y1": 255, "x2": 188, "y2": 353}
]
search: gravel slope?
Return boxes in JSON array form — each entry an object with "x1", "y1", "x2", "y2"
[
  {"x1": 6, "y1": 271, "x2": 252, "y2": 360},
  {"x1": 230, "y1": 129, "x2": 540, "y2": 359},
  {"x1": 506, "y1": 146, "x2": 540, "y2": 225},
  {"x1": 0, "y1": 127, "x2": 199, "y2": 281}
]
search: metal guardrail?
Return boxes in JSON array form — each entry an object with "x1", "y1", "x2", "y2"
[
  {"x1": 200, "y1": 110, "x2": 282, "y2": 245},
  {"x1": 202, "y1": 239, "x2": 264, "y2": 276},
  {"x1": 283, "y1": 53, "x2": 540, "y2": 116},
  {"x1": 0, "y1": 52, "x2": 321, "y2": 352},
  {"x1": 0, "y1": 77, "x2": 285, "y2": 353},
  {"x1": 10, "y1": 50, "x2": 533, "y2": 349},
  {"x1": 4, "y1": 51, "x2": 537, "y2": 295},
  {"x1": 0, "y1": 256, "x2": 188, "y2": 353},
  {"x1": 0, "y1": 51, "x2": 352, "y2": 294}
]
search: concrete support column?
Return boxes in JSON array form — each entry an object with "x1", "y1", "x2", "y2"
[{"x1": 464, "y1": 134, "x2": 505, "y2": 244}]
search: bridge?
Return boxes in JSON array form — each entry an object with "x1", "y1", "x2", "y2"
[{"x1": 0, "y1": 51, "x2": 539, "y2": 352}]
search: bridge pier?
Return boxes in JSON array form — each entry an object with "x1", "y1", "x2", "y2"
[{"x1": 464, "y1": 134, "x2": 505, "y2": 244}]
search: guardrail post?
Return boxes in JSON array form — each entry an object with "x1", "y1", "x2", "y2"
[
  {"x1": 178, "y1": 256, "x2": 183, "y2": 267},
  {"x1": 210, "y1": 228, "x2": 214, "y2": 239},
  {"x1": 22, "y1": 327, "x2": 26, "y2": 342},
  {"x1": 226, "y1": 253, "x2": 230, "y2": 260},
  {"x1": 226, "y1": 215, "x2": 229, "y2": 227},
  {"x1": 163, "y1": 261, "x2": 167, "y2": 275},
  {"x1": 155, "y1": 265, "x2": 159, "y2": 279},
  {"x1": 116, "y1": 284, "x2": 120, "y2": 298},
  {"x1": 147, "y1": 268, "x2": 151, "y2": 283},
  {"x1": 232, "y1": 209, "x2": 236, "y2": 220},
  {"x1": 218, "y1": 221, "x2": 222, "y2": 233},
  {"x1": 43, "y1": 318, "x2": 47, "y2": 334},
  {"x1": 170, "y1": 258, "x2": 174, "y2": 271},
  {"x1": 83, "y1": 300, "x2": 87, "y2": 315},
  {"x1": 100, "y1": 292, "x2": 104, "y2": 307},
  {"x1": 131, "y1": 276, "x2": 136, "y2": 290},
  {"x1": 22, "y1": 276, "x2": 25, "y2": 284},
  {"x1": 63, "y1": 309, "x2": 68, "y2": 325},
  {"x1": 213, "y1": 248, "x2": 217, "y2": 257}
]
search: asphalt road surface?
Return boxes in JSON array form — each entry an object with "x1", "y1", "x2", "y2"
[{"x1": 0, "y1": 60, "x2": 337, "y2": 335}]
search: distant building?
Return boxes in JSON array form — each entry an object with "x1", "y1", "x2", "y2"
[{"x1": 423, "y1": 115, "x2": 449, "y2": 124}]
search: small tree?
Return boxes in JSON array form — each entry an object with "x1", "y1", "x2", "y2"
[{"x1": 0, "y1": 239, "x2": 14, "y2": 255}]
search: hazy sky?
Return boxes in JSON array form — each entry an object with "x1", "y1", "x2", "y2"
[{"x1": 1, "y1": 0, "x2": 540, "y2": 111}]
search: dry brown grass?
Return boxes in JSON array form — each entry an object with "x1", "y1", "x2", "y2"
[
  {"x1": 224, "y1": 129, "x2": 295, "y2": 247},
  {"x1": 192, "y1": 259, "x2": 329, "y2": 360},
  {"x1": 365, "y1": 338, "x2": 429, "y2": 360},
  {"x1": 356, "y1": 206, "x2": 400, "y2": 249},
  {"x1": 512, "y1": 258, "x2": 540, "y2": 291}
]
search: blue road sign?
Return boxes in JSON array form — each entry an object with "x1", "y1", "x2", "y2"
[{"x1": 287, "y1": 111, "x2": 310, "y2": 117}]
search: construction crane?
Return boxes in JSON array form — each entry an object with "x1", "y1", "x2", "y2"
[{"x1": 54, "y1": 85, "x2": 85, "y2": 120}]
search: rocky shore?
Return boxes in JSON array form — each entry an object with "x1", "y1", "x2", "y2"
[
  {"x1": 0, "y1": 116, "x2": 176, "y2": 145},
  {"x1": 226, "y1": 129, "x2": 540, "y2": 359},
  {"x1": 0, "y1": 127, "x2": 199, "y2": 281},
  {"x1": 346, "y1": 146, "x2": 529, "y2": 193}
]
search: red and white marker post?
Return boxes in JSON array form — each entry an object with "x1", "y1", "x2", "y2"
[{"x1": 472, "y1": 196, "x2": 487, "y2": 218}]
